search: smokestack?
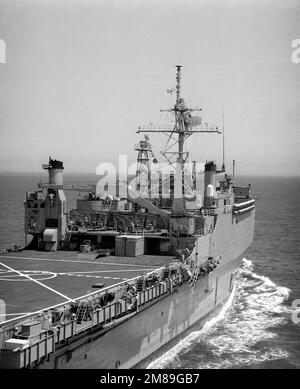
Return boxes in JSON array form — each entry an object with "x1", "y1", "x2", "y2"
[
  {"x1": 204, "y1": 161, "x2": 216, "y2": 208},
  {"x1": 43, "y1": 157, "x2": 64, "y2": 186}
]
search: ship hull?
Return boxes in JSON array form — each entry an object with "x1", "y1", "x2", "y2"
[{"x1": 37, "y1": 208, "x2": 254, "y2": 369}]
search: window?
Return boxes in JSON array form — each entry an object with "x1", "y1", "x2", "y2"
[{"x1": 45, "y1": 218, "x2": 58, "y2": 228}]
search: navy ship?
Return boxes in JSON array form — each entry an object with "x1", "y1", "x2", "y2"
[{"x1": 0, "y1": 66, "x2": 255, "y2": 369}]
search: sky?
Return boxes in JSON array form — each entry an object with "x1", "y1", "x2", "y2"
[{"x1": 0, "y1": 0, "x2": 299, "y2": 176}]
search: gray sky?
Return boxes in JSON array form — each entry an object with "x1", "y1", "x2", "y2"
[{"x1": 0, "y1": 0, "x2": 299, "y2": 175}]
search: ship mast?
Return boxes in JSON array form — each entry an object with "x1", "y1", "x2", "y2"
[
  {"x1": 137, "y1": 65, "x2": 221, "y2": 210},
  {"x1": 175, "y1": 65, "x2": 184, "y2": 167},
  {"x1": 137, "y1": 65, "x2": 221, "y2": 170},
  {"x1": 222, "y1": 107, "x2": 225, "y2": 172}
]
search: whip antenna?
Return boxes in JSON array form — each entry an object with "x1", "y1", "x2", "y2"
[{"x1": 222, "y1": 106, "x2": 225, "y2": 172}]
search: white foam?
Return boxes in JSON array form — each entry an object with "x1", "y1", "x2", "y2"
[
  {"x1": 241, "y1": 257, "x2": 254, "y2": 270},
  {"x1": 147, "y1": 284, "x2": 236, "y2": 369},
  {"x1": 197, "y1": 347, "x2": 289, "y2": 369},
  {"x1": 147, "y1": 257, "x2": 291, "y2": 369}
]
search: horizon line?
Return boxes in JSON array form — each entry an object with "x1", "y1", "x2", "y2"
[{"x1": 0, "y1": 170, "x2": 299, "y2": 178}]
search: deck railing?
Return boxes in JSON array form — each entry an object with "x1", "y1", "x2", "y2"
[
  {"x1": 20, "y1": 333, "x2": 55, "y2": 368},
  {"x1": 137, "y1": 281, "x2": 168, "y2": 305},
  {"x1": 0, "y1": 271, "x2": 186, "y2": 368},
  {"x1": 203, "y1": 209, "x2": 215, "y2": 216},
  {"x1": 194, "y1": 224, "x2": 214, "y2": 236}
]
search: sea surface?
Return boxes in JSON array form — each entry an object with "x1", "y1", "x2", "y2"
[{"x1": 0, "y1": 173, "x2": 299, "y2": 369}]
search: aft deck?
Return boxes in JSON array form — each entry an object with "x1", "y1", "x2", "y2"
[{"x1": 0, "y1": 250, "x2": 176, "y2": 323}]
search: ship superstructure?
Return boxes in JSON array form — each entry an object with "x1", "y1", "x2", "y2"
[{"x1": 0, "y1": 66, "x2": 255, "y2": 369}]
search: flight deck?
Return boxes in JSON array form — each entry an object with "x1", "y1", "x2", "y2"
[{"x1": 0, "y1": 250, "x2": 175, "y2": 323}]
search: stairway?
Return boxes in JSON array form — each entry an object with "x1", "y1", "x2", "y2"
[
  {"x1": 76, "y1": 302, "x2": 87, "y2": 324},
  {"x1": 63, "y1": 230, "x2": 72, "y2": 249},
  {"x1": 188, "y1": 266, "x2": 199, "y2": 288}
]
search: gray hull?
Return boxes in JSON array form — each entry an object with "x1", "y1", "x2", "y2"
[{"x1": 39, "y1": 208, "x2": 254, "y2": 369}]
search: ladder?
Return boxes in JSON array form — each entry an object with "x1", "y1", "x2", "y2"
[
  {"x1": 188, "y1": 266, "x2": 199, "y2": 288},
  {"x1": 136, "y1": 277, "x2": 145, "y2": 293},
  {"x1": 76, "y1": 302, "x2": 87, "y2": 324}
]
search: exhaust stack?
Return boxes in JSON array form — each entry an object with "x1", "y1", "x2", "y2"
[
  {"x1": 204, "y1": 161, "x2": 216, "y2": 208},
  {"x1": 42, "y1": 157, "x2": 64, "y2": 186}
]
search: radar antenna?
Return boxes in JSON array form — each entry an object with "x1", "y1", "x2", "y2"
[
  {"x1": 136, "y1": 66, "x2": 222, "y2": 212},
  {"x1": 137, "y1": 65, "x2": 221, "y2": 169}
]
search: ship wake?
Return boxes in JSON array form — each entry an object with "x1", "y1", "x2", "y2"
[{"x1": 147, "y1": 258, "x2": 291, "y2": 369}]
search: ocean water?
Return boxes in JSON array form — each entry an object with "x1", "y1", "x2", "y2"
[{"x1": 0, "y1": 173, "x2": 299, "y2": 369}]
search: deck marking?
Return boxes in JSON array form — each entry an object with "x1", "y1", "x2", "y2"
[
  {"x1": 0, "y1": 275, "x2": 135, "y2": 325},
  {"x1": 0, "y1": 255, "x2": 155, "y2": 268},
  {"x1": 0, "y1": 262, "x2": 75, "y2": 303},
  {"x1": 63, "y1": 268, "x2": 154, "y2": 275},
  {"x1": 57, "y1": 273, "x2": 129, "y2": 281},
  {"x1": 0, "y1": 312, "x2": 31, "y2": 317},
  {"x1": 0, "y1": 269, "x2": 57, "y2": 282}
]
